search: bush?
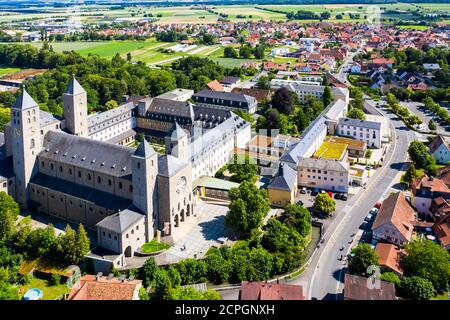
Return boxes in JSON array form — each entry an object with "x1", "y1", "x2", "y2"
[
  {"x1": 50, "y1": 273, "x2": 61, "y2": 286},
  {"x1": 380, "y1": 272, "x2": 401, "y2": 287}
]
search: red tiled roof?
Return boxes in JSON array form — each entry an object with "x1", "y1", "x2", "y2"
[
  {"x1": 372, "y1": 192, "x2": 415, "y2": 242},
  {"x1": 375, "y1": 243, "x2": 405, "y2": 275},
  {"x1": 344, "y1": 274, "x2": 396, "y2": 300},
  {"x1": 67, "y1": 275, "x2": 142, "y2": 300},
  {"x1": 240, "y1": 281, "x2": 304, "y2": 300},
  {"x1": 207, "y1": 80, "x2": 224, "y2": 91}
]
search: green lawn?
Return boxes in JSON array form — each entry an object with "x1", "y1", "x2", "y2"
[
  {"x1": 398, "y1": 25, "x2": 430, "y2": 30},
  {"x1": 0, "y1": 66, "x2": 21, "y2": 76},
  {"x1": 313, "y1": 141, "x2": 348, "y2": 160},
  {"x1": 432, "y1": 292, "x2": 449, "y2": 300},
  {"x1": 141, "y1": 240, "x2": 170, "y2": 253},
  {"x1": 20, "y1": 275, "x2": 70, "y2": 300}
]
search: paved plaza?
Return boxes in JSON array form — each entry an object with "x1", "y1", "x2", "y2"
[{"x1": 155, "y1": 202, "x2": 237, "y2": 265}]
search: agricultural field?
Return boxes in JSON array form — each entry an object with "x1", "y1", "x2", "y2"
[{"x1": 213, "y1": 5, "x2": 285, "y2": 20}]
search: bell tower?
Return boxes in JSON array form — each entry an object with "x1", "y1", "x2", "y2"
[
  {"x1": 10, "y1": 88, "x2": 41, "y2": 208},
  {"x1": 63, "y1": 75, "x2": 88, "y2": 137}
]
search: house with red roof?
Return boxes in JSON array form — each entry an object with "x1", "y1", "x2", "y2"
[
  {"x1": 375, "y1": 243, "x2": 405, "y2": 276},
  {"x1": 239, "y1": 281, "x2": 304, "y2": 300},
  {"x1": 433, "y1": 213, "x2": 450, "y2": 251},
  {"x1": 412, "y1": 175, "x2": 450, "y2": 215}
]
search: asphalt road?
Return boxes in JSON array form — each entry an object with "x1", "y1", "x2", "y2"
[{"x1": 298, "y1": 98, "x2": 416, "y2": 300}]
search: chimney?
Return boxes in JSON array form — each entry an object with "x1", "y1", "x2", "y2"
[{"x1": 96, "y1": 272, "x2": 103, "y2": 281}]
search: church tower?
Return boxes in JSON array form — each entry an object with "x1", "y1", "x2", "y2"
[
  {"x1": 11, "y1": 89, "x2": 41, "y2": 208},
  {"x1": 63, "y1": 75, "x2": 88, "y2": 137},
  {"x1": 132, "y1": 140, "x2": 158, "y2": 242},
  {"x1": 165, "y1": 122, "x2": 189, "y2": 162}
]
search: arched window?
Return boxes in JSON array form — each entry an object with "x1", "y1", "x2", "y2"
[
  {"x1": 97, "y1": 176, "x2": 101, "y2": 183},
  {"x1": 88, "y1": 173, "x2": 91, "y2": 180},
  {"x1": 119, "y1": 182, "x2": 122, "y2": 189}
]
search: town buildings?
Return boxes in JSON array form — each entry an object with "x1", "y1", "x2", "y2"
[
  {"x1": 337, "y1": 117, "x2": 382, "y2": 148},
  {"x1": 239, "y1": 281, "x2": 305, "y2": 300},
  {"x1": 343, "y1": 274, "x2": 396, "y2": 300}
]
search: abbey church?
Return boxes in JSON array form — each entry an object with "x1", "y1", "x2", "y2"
[{"x1": 0, "y1": 77, "x2": 251, "y2": 268}]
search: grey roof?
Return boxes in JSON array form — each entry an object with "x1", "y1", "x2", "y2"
[
  {"x1": 156, "y1": 88, "x2": 193, "y2": 101},
  {"x1": 12, "y1": 89, "x2": 38, "y2": 110},
  {"x1": 193, "y1": 89, "x2": 256, "y2": 105},
  {"x1": 428, "y1": 135, "x2": 447, "y2": 154},
  {"x1": 172, "y1": 122, "x2": 188, "y2": 139},
  {"x1": 297, "y1": 157, "x2": 348, "y2": 172},
  {"x1": 158, "y1": 154, "x2": 189, "y2": 177},
  {"x1": 189, "y1": 112, "x2": 249, "y2": 164},
  {"x1": 30, "y1": 173, "x2": 132, "y2": 211},
  {"x1": 65, "y1": 77, "x2": 86, "y2": 95},
  {"x1": 88, "y1": 101, "x2": 135, "y2": 130},
  {"x1": 105, "y1": 129, "x2": 136, "y2": 145},
  {"x1": 220, "y1": 76, "x2": 241, "y2": 85},
  {"x1": 40, "y1": 131, "x2": 135, "y2": 177},
  {"x1": 40, "y1": 110, "x2": 61, "y2": 128},
  {"x1": 280, "y1": 98, "x2": 348, "y2": 165},
  {"x1": 0, "y1": 157, "x2": 14, "y2": 180},
  {"x1": 338, "y1": 117, "x2": 381, "y2": 130},
  {"x1": 268, "y1": 163, "x2": 297, "y2": 191},
  {"x1": 134, "y1": 139, "x2": 156, "y2": 158},
  {"x1": 289, "y1": 83, "x2": 325, "y2": 93},
  {"x1": 145, "y1": 98, "x2": 195, "y2": 119},
  {"x1": 95, "y1": 209, "x2": 144, "y2": 233}
]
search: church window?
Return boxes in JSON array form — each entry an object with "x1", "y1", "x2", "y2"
[
  {"x1": 59, "y1": 166, "x2": 63, "y2": 173},
  {"x1": 97, "y1": 176, "x2": 101, "y2": 183},
  {"x1": 108, "y1": 179, "x2": 112, "y2": 186},
  {"x1": 78, "y1": 171, "x2": 81, "y2": 178},
  {"x1": 88, "y1": 174, "x2": 91, "y2": 180},
  {"x1": 50, "y1": 164, "x2": 54, "y2": 170},
  {"x1": 119, "y1": 182, "x2": 122, "y2": 189}
]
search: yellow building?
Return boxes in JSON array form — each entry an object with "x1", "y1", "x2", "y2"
[{"x1": 268, "y1": 163, "x2": 298, "y2": 208}]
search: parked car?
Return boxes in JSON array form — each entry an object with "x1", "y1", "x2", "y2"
[
  {"x1": 370, "y1": 207, "x2": 379, "y2": 215},
  {"x1": 311, "y1": 188, "x2": 319, "y2": 196},
  {"x1": 365, "y1": 214, "x2": 373, "y2": 222},
  {"x1": 297, "y1": 200, "x2": 304, "y2": 206},
  {"x1": 341, "y1": 194, "x2": 348, "y2": 201},
  {"x1": 365, "y1": 165, "x2": 372, "y2": 170},
  {"x1": 327, "y1": 191, "x2": 333, "y2": 198},
  {"x1": 359, "y1": 221, "x2": 368, "y2": 230},
  {"x1": 334, "y1": 193, "x2": 342, "y2": 200},
  {"x1": 375, "y1": 202, "x2": 382, "y2": 209},
  {"x1": 300, "y1": 187, "x2": 307, "y2": 194}
]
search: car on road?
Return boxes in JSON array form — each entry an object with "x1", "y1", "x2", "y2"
[
  {"x1": 365, "y1": 214, "x2": 373, "y2": 222},
  {"x1": 341, "y1": 194, "x2": 348, "y2": 201},
  {"x1": 300, "y1": 187, "x2": 307, "y2": 194},
  {"x1": 296, "y1": 200, "x2": 304, "y2": 206},
  {"x1": 311, "y1": 188, "x2": 319, "y2": 196},
  {"x1": 365, "y1": 165, "x2": 372, "y2": 170},
  {"x1": 334, "y1": 193, "x2": 342, "y2": 200},
  {"x1": 370, "y1": 207, "x2": 379, "y2": 215},
  {"x1": 359, "y1": 221, "x2": 369, "y2": 230}
]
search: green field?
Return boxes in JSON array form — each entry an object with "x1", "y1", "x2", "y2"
[
  {"x1": 398, "y1": 25, "x2": 430, "y2": 30},
  {"x1": 0, "y1": 66, "x2": 21, "y2": 76}
]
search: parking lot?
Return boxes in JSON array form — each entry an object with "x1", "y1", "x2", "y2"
[
  {"x1": 400, "y1": 101, "x2": 448, "y2": 135},
  {"x1": 294, "y1": 188, "x2": 352, "y2": 231}
]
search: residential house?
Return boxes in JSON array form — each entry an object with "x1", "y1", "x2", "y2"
[
  {"x1": 206, "y1": 80, "x2": 224, "y2": 92},
  {"x1": 239, "y1": 281, "x2": 304, "y2": 300},
  {"x1": 375, "y1": 243, "x2": 405, "y2": 276},
  {"x1": 67, "y1": 274, "x2": 143, "y2": 300},
  {"x1": 220, "y1": 76, "x2": 241, "y2": 90},
  {"x1": 428, "y1": 135, "x2": 450, "y2": 165},
  {"x1": 343, "y1": 274, "x2": 396, "y2": 300},
  {"x1": 297, "y1": 157, "x2": 349, "y2": 193},
  {"x1": 433, "y1": 213, "x2": 450, "y2": 251},
  {"x1": 337, "y1": 118, "x2": 382, "y2": 148},
  {"x1": 411, "y1": 175, "x2": 450, "y2": 215},
  {"x1": 372, "y1": 192, "x2": 416, "y2": 246}
]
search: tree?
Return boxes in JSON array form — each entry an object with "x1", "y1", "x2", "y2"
[
  {"x1": 400, "y1": 276, "x2": 435, "y2": 300},
  {"x1": 227, "y1": 155, "x2": 258, "y2": 183},
  {"x1": 349, "y1": 244, "x2": 379, "y2": 276},
  {"x1": 104, "y1": 100, "x2": 118, "y2": 111},
  {"x1": 205, "y1": 250, "x2": 232, "y2": 284},
  {"x1": 322, "y1": 86, "x2": 332, "y2": 107},
  {"x1": 224, "y1": 46, "x2": 238, "y2": 58},
  {"x1": 350, "y1": 88, "x2": 364, "y2": 110},
  {"x1": 347, "y1": 108, "x2": 366, "y2": 120},
  {"x1": 336, "y1": 14, "x2": 343, "y2": 19},
  {"x1": 281, "y1": 204, "x2": 311, "y2": 237},
  {"x1": 0, "y1": 108, "x2": 10, "y2": 132},
  {"x1": 313, "y1": 193, "x2": 336, "y2": 216},
  {"x1": 153, "y1": 269, "x2": 174, "y2": 299},
  {"x1": 401, "y1": 163, "x2": 422, "y2": 184},
  {"x1": 126, "y1": 52, "x2": 132, "y2": 62},
  {"x1": 50, "y1": 273, "x2": 61, "y2": 286},
  {"x1": 380, "y1": 272, "x2": 401, "y2": 287},
  {"x1": 74, "y1": 224, "x2": 90, "y2": 264},
  {"x1": 140, "y1": 257, "x2": 158, "y2": 288},
  {"x1": 253, "y1": 45, "x2": 265, "y2": 59},
  {"x1": 407, "y1": 141, "x2": 436, "y2": 170},
  {"x1": 57, "y1": 225, "x2": 84, "y2": 264},
  {"x1": 169, "y1": 286, "x2": 221, "y2": 300},
  {"x1": 256, "y1": 76, "x2": 270, "y2": 89},
  {"x1": 271, "y1": 87, "x2": 294, "y2": 115},
  {"x1": 26, "y1": 224, "x2": 56, "y2": 257},
  {"x1": 227, "y1": 181, "x2": 270, "y2": 235},
  {"x1": 386, "y1": 92, "x2": 398, "y2": 106},
  {"x1": 320, "y1": 11, "x2": 331, "y2": 20},
  {"x1": 0, "y1": 281, "x2": 18, "y2": 300},
  {"x1": 139, "y1": 286, "x2": 149, "y2": 300},
  {"x1": 402, "y1": 240, "x2": 450, "y2": 292},
  {"x1": 239, "y1": 46, "x2": 253, "y2": 59},
  {"x1": 428, "y1": 119, "x2": 436, "y2": 131},
  {"x1": 0, "y1": 192, "x2": 20, "y2": 244}
]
